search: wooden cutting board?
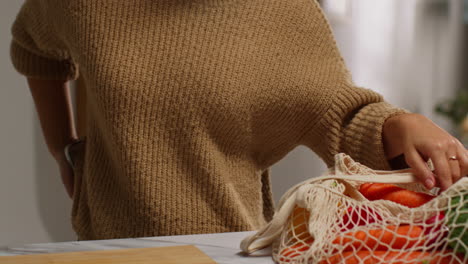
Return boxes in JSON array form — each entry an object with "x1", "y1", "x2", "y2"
[{"x1": 0, "y1": 245, "x2": 216, "y2": 264}]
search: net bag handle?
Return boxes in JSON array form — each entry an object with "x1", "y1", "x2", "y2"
[{"x1": 240, "y1": 153, "x2": 420, "y2": 254}]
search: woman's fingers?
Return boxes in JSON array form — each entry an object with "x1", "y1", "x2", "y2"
[
  {"x1": 405, "y1": 141, "x2": 466, "y2": 190},
  {"x1": 445, "y1": 141, "x2": 467, "y2": 187},
  {"x1": 405, "y1": 148, "x2": 434, "y2": 189},
  {"x1": 456, "y1": 142, "x2": 468, "y2": 178},
  {"x1": 447, "y1": 154, "x2": 461, "y2": 185},
  {"x1": 430, "y1": 149, "x2": 452, "y2": 191},
  {"x1": 445, "y1": 139, "x2": 461, "y2": 185}
]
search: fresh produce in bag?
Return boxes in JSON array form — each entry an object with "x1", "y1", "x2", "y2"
[
  {"x1": 446, "y1": 194, "x2": 468, "y2": 254},
  {"x1": 240, "y1": 154, "x2": 467, "y2": 264}
]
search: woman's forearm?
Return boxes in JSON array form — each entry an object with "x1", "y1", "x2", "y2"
[{"x1": 27, "y1": 78, "x2": 78, "y2": 161}]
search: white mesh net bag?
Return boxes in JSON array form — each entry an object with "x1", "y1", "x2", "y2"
[{"x1": 241, "y1": 154, "x2": 468, "y2": 264}]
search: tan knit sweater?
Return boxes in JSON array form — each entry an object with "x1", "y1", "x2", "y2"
[{"x1": 11, "y1": 0, "x2": 406, "y2": 240}]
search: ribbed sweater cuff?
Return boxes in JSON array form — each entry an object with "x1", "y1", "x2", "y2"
[
  {"x1": 342, "y1": 101, "x2": 409, "y2": 170},
  {"x1": 10, "y1": 41, "x2": 78, "y2": 80},
  {"x1": 300, "y1": 82, "x2": 409, "y2": 170}
]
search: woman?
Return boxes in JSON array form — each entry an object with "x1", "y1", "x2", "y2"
[{"x1": 11, "y1": 0, "x2": 467, "y2": 240}]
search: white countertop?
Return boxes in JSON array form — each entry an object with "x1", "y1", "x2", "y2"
[{"x1": 0, "y1": 231, "x2": 274, "y2": 263}]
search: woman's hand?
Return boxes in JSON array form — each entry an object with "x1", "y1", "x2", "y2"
[
  {"x1": 56, "y1": 155, "x2": 75, "y2": 199},
  {"x1": 383, "y1": 113, "x2": 468, "y2": 191}
]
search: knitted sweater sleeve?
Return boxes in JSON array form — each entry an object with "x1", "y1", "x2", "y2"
[
  {"x1": 10, "y1": 0, "x2": 78, "y2": 80},
  {"x1": 300, "y1": 81, "x2": 408, "y2": 170},
  {"x1": 279, "y1": 1, "x2": 408, "y2": 171}
]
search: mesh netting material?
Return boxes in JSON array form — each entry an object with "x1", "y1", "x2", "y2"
[{"x1": 241, "y1": 154, "x2": 467, "y2": 264}]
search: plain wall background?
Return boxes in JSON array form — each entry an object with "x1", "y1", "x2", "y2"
[{"x1": 0, "y1": 1, "x2": 75, "y2": 248}]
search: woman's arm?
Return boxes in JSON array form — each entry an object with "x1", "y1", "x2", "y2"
[{"x1": 28, "y1": 78, "x2": 78, "y2": 197}]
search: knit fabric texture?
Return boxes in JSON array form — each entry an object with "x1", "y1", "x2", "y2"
[{"x1": 11, "y1": 0, "x2": 407, "y2": 240}]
